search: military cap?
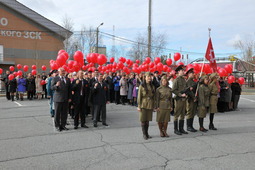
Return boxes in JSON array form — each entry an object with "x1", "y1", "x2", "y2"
[
  {"x1": 185, "y1": 68, "x2": 194, "y2": 75},
  {"x1": 200, "y1": 75, "x2": 208, "y2": 82},
  {"x1": 145, "y1": 72, "x2": 151, "y2": 77},
  {"x1": 161, "y1": 75, "x2": 168, "y2": 81},
  {"x1": 175, "y1": 65, "x2": 184, "y2": 72},
  {"x1": 210, "y1": 73, "x2": 218, "y2": 79},
  {"x1": 154, "y1": 71, "x2": 159, "y2": 74}
]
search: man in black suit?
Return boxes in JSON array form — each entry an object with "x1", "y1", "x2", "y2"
[
  {"x1": 107, "y1": 71, "x2": 114, "y2": 103},
  {"x1": 51, "y1": 67, "x2": 72, "y2": 132},
  {"x1": 72, "y1": 70, "x2": 89, "y2": 129},
  {"x1": 92, "y1": 73, "x2": 110, "y2": 127},
  {"x1": 152, "y1": 71, "x2": 161, "y2": 89}
]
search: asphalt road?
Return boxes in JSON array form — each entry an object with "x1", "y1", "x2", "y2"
[{"x1": 0, "y1": 95, "x2": 255, "y2": 170}]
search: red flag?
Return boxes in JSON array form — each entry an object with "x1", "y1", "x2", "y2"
[{"x1": 205, "y1": 37, "x2": 217, "y2": 72}]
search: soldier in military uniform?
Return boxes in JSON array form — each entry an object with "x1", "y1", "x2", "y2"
[
  {"x1": 137, "y1": 72, "x2": 155, "y2": 140},
  {"x1": 156, "y1": 75, "x2": 173, "y2": 137},
  {"x1": 209, "y1": 73, "x2": 219, "y2": 130},
  {"x1": 185, "y1": 68, "x2": 198, "y2": 132},
  {"x1": 198, "y1": 75, "x2": 210, "y2": 132},
  {"x1": 172, "y1": 65, "x2": 190, "y2": 135}
]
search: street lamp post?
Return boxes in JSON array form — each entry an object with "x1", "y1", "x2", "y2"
[{"x1": 96, "y1": 22, "x2": 104, "y2": 54}]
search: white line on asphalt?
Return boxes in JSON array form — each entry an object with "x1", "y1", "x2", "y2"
[
  {"x1": 241, "y1": 97, "x2": 255, "y2": 103},
  {"x1": 14, "y1": 101, "x2": 23, "y2": 106}
]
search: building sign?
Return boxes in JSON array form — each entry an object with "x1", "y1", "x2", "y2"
[{"x1": 0, "y1": 17, "x2": 42, "y2": 40}]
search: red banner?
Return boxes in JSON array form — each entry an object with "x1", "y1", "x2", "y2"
[{"x1": 205, "y1": 37, "x2": 217, "y2": 72}]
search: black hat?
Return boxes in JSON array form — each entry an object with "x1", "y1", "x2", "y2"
[
  {"x1": 154, "y1": 71, "x2": 159, "y2": 74},
  {"x1": 175, "y1": 65, "x2": 184, "y2": 72},
  {"x1": 185, "y1": 68, "x2": 194, "y2": 75}
]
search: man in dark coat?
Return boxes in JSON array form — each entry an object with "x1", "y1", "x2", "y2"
[
  {"x1": 107, "y1": 71, "x2": 115, "y2": 103},
  {"x1": 41, "y1": 72, "x2": 47, "y2": 99},
  {"x1": 152, "y1": 71, "x2": 161, "y2": 89},
  {"x1": 1, "y1": 70, "x2": 11, "y2": 100},
  {"x1": 72, "y1": 70, "x2": 89, "y2": 129},
  {"x1": 92, "y1": 73, "x2": 110, "y2": 127},
  {"x1": 51, "y1": 67, "x2": 72, "y2": 132}
]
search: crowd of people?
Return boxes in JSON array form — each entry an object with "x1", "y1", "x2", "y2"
[{"x1": 0, "y1": 64, "x2": 242, "y2": 139}]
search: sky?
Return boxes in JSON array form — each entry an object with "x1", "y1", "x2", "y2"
[{"x1": 18, "y1": 0, "x2": 255, "y2": 61}]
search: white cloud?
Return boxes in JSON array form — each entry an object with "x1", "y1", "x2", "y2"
[{"x1": 227, "y1": 34, "x2": 242, "y2": 47}]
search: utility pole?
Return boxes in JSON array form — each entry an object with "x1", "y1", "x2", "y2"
[
  {"x1": 112, "y1": 25, "x2": 115, "y2": 61},
  {"x1": 148, "y1": 0, "x2": 152, "y2": 58},
  {"x1": 96, "y1": 22, "x2": 104, "y2": 53}
]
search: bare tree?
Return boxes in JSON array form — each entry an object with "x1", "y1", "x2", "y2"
[
  {"x1": 61, "y1": 15, "x2": 74, "y2": 55},
  {"x1": 234, "y1": 35, "x2": 255, "y2": 64},
  {"x1": 128, "y1": 31, "x2": 167, "y2": 62}
]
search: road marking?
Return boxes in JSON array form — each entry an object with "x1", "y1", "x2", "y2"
[
  {"x1": 14, "y1": 101, "x2": 23, "y2": 106},
  {"x1": 241, "y1": 97, "x2": 255, "y2": 103}
]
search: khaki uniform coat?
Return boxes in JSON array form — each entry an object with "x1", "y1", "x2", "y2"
[
  {"x1": 172, "y1": 75, "x2": 187, "y2": 121},
  {"x1": 137, "y1": 84, "x2": 155, "y2": 122},
  {"x1": 186, "y1": 77, "x2": 197, "y2": 119},
  {"x1": 198, "y1": 84, "x2": 210, "y2": 118},
  {"x1": 156, "y1": 85, "x2": 173, "y2": 122},
  {"x1": 209, "y1": 80, "x2": 218, "y2": 113}
]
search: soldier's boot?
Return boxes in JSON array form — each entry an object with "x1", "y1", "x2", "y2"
[
  {"x1": 163, "y1": 122, "x2": 169, "y2": 137},
  {"x1": 174, "y1": 121, "x2": 182, "y2": 135},
  {"x1": 190, "y1": 118, "x2": 197, "y2": 132},
  {"x1": 209, "y1": 113, "x2": 217, "y2": 130},
  {"x1": 179, "y1": 120, "x2": 188, "y2": 134},
  {"x1": 187, "y1": 119, "x2": 193, "y2": 132},
  {"x1": 145, "y1": 122, "x2": 152, "y2": 139},
  {"x1": 199, "y1": 118, "x2": 208, "y2": 132},
  {"x1": 11, "y1": 95, "x2": 14, "y2": 101},
  {"x1": 158, "y1": 122, "x2": 164, "y2": 137},
  {"x1": 141, "y1": 122, "x2": 148, "y2": 140}
]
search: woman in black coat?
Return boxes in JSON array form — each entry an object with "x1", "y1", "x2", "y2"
[
  {"x1": 218, "y1": 77, "x2": 229, "y2": 112},
  {"x1": 9, "y1": 77, "x2": 17, "y2": 101}
]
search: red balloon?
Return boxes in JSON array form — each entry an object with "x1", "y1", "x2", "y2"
[
  {"x1": 163, "y1": 65, "x2": 168, "y2": 72},
  {"x1": 156, "y1": 63, "x2": 163, "y2": 71},
  {"x1": 9, "y1": 74, "x2": 14, "y2": 81},
  {"x1": 73, "y1": 51, "x2": 84, "y2": 63},
  {"x1": 41, "y1": 65, "x2": 46, "y2": 71},
  {"x1": 23, "y1": 65, "x2": 29, "y2": 72},
  {"x1": 136, "y1": 59, "x2": 140, "y2": 64},
  {"x1": 62, "y1": 65, "x2": 68, "y2": 72},
  {"x1": 0, "y1": 68, "x2": 2, "y2": 75},
  {"x1": 32, "y1": 65, "x2": 36, "y2": 70},
  {"x1": 50, "y1": 60, "x2": 54, "y2": 64},
  {"x1": 132, "y1": 67, "x2": 138, "y2": 73},
  {"x1": 18, "y1": 70, "x2": 23, "y2": 77},
  {"x1": 218, "y1": 68, "x2": 226, "y2": 77},
  {"x1": 41, "y1": 80, "x2": 46, "y2": 85},
  {"x1": 122, "y1": 58, "x2": 126, "y2": 63},
  {"x1": 62, "y1": 51, "x2": 69, "y2": 61},
  {"x1": 112, "y1": 68, "x2": 116, "y2": 73},
  {"x1": 145, "y1": 57, "x2": 151, "y2": 64},
  {"x1": 174, "y1": 53, "x2": 181, "y2": 62},
  {"x1": 110, "y1": 57, "x2": 115, "y2": 63},
  {"x1": 51, "y1": 63, "x2": 58, "y2": 70},
  {"x1": 58, "y1": 49, "x2": 66, "y2": 55},
  {"x1": 228, "y1": 75, "x2": 235, "y2": 84},
  {"x1": 238, "y1": 77, "x2": 245, "y2": 85},
  {"x1": 225, "y1": 64, "x2": 233, "y2": 74},
  {"x1": 149, "y1": 62, "x2": 155, "y2": 68},
  {"x1": 154, "y1": 57, "x2": 161, "y2": 64},
  {"x1": 97, "y1": 54, "x2": 107, "y2": 65},
  {"x1": 167, "y1": 67, "x2": 172, "y2": 73},
  {"x1": 193, "y1": 63, "x2": 199, "y2": 71},
  {"x1": 90, "y1": 53, "x2": 98, "y2": 64},
  {"x1": 68, "y1": 60, "x2": 74, "y2": 69},
  {"x1": 126, "y1": 59, "x2": 131, "y2": 65},
  {"x1": 31, "y1": 70, "x2": 37, "y2": 76},
  {"x1": 9, "y1": 66, "x2": 14, "y2": 72},
  {"x1": 82, "y1": 65, "x2": 87, "y2": 71},
  {"x1": 56, "y1": 54, "x2": 66, "y2": 67},
  {"x1": 166, "y1": 58, "x2": 172, "y2": 66},
  {"x1": 17, "y1": 64, "x2": 22, "y2": 70}
]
